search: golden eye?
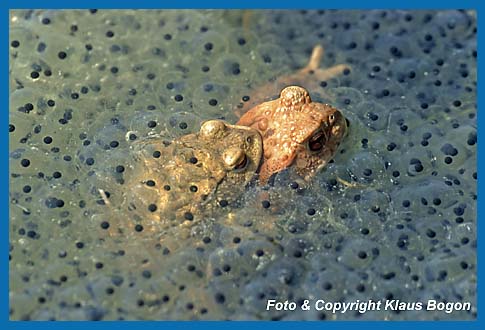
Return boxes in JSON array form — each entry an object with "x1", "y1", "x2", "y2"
[
  {"x1": 329, "y1": 114, "x2": 335, "y2": 122},
  {"x1": 308, "y1": 130, "x2": 326, "y2": 152},
  {"x1": 234, "y1": 154, "x2": 248, "y2": 170}
]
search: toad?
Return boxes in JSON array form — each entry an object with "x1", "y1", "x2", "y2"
[
  {"x1": 234, "y1": 45, "x2": 350, "y2": 184},
  {"x1": 237, "y1": 85, "x2": 348, "y2": 184},
  {"x1": 121, "y1": 119, "x2": 262, "y2": 227}
]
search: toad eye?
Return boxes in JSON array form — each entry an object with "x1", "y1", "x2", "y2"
[
  {"x1": 234, "y1": 154, "x2": 248, "y2": 171},
  {"x1": 308, "y1": 130, "x2": 326, "y2": 152}
]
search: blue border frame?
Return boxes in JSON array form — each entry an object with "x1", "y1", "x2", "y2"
[
  {"x1": 3, "y1": 0, "x2": 482, "y2": 9},
  {"x1": 5, "y1": 0, "x2": 481, "y2": 328}
]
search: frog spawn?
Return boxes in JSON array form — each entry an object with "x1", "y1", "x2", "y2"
[{"x1": 9, "y1": 10, "x2": 476, "y2": 320}]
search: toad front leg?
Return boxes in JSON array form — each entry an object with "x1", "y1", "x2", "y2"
[
  {"x1": 235, "y1": 44, "x2": 350, "y2": 117},
  {"x1": 287, "y1": 45, "x2": 350, "y2": 85}
]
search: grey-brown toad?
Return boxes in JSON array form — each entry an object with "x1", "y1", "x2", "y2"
[{"x1": 121, "y1": 120, "x2": 263, "y2": 227}]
